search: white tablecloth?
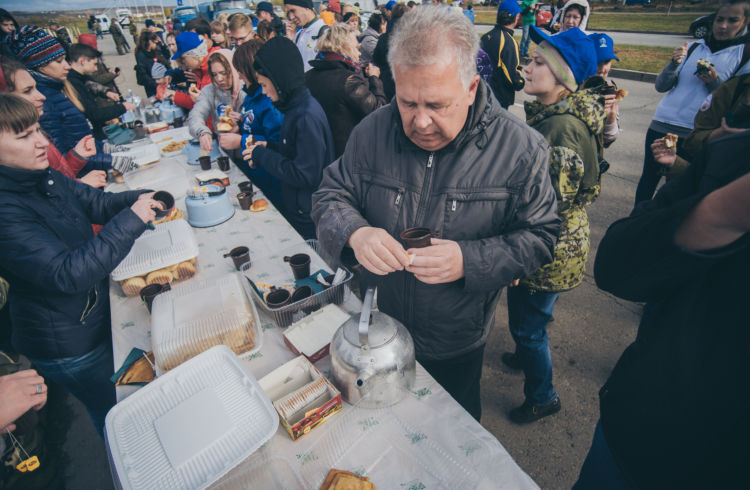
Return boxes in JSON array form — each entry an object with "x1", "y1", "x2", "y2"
[{"x1": 108, "y1": 135, "x2": 538, "y2": 489}]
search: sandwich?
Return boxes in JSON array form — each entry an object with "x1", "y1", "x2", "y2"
[
  {"x1": 695, "y1": 59, "x2": 713, "y2": 75},
  {"x1": 664, "y1": 133, "x2": 678, "y2": 153}
]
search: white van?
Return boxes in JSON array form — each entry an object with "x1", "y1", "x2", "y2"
[
  {"x1": 95, "y1": 14, "x2": 110, "y2": 33},
  {"x1": 116, "y1": 9, "x2": 132, "y2": 26}
]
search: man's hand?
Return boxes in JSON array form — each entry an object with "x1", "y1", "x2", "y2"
[
  {"x1": 241, "y1": 140, "x2": 267, "y2": 168},
  {"x1": 74, "y1": 134, "x2": 97, "y2": 158},
  {"x1": 106, "y1": 91, "x2": 120, "y2": 102},
  {"x1": 405, "y1": 238, "x2": 464, "y2": 284},
  {"x1": 79, "y1": 170, "x2": 107, "y2": 188},
  {"x1": 709, "y1": 117, "x2": 747, "y2": 141},
  {"x1": 0, "y1": 370, "x2": 47, "y2": 433},
  {"x1": 131, "y1": 196, "x2": 162, "y2": 224},
  {"x1": 286, "y1": 21, "x2": 297, "y2": 40},
  {"x1": 348, "y1": 226, "x2": 409, "y2": 275},
  {"x1": 365, "y1": 64, "x2": 380, "y2": 78},
  {"x1": 184, "y1": 71, "x2": 198, "y2": 83},
  {"x1": 219, "y1": 133, "x2": 241, "y2": 150},
  {"x1": 199, "y1": 132, "x2": 213, "y2": 153},
  {"x1": 651, "y1": 138, "x2": 677, "y2": 167}
]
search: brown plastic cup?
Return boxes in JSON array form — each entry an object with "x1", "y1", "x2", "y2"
[
  {"x1": 172, "y1": 116, "x2": 184, "y2": 128},
  {"x1": 217, "y1": 156, "x2": 230, "y2": 171},
  {"x1": 140, "y1": 283, "x2": 171, "y2": 313},
  {"x1": 399, "y1": 227, "x2": 438, "y2": 249},
  {"x1": 152, "y1": 191, "x2": 175, "y2": 219},
  {"x1": 198, "y1": 155, "x2": 211, "y2": 170},
  {"x1": 291, "y1": 285, "x2": 319, "y2": 314},
  {"x1": 223, "y1": 246, "x2": 250, "y2": 270},
  {"x1": 237, "y1": 192, "x2": 253, "y2": 210},
  {"x1": 238, "y1": 181, "x2": 253, "y2": 194},
  {"x1": 266, "y1": 288, "x2": 291, "y2": 308},
  {"x1": 284, "y1": 253, "x2": 311, "y2": 280}
]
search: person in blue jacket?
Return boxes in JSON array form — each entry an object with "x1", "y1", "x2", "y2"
[
  {"x1": 8, "y1": 26, "x2": 133, "y2": 176},
  {"x1": 219, "y1": 39, "x2": 285, "y2": 208},
  {"x1": 242, "y1": 36, "x2": 335, "y2": 239},
  {"x1": 0, "y1": 93, "x2": 162, "y2": 436}
]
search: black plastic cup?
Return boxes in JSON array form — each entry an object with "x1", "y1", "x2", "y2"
[
  {"x1": 198, "y1": 155, "x2": 211, "y2": 170},
  {"x1": 284, "y1": 253, "x2": 311, "y2": 280},
  {"x1": 140, "y1": 283, "x2": 171, "y2": 313},
  {"x1": 217, "y1": 156, "x2": 230, "y2": 171},
  {"x1": 238, "y1": 181, "x2": 253, "y2": 194},
  {"x1": 291, "y1": 285, "x2": 319, "y2": 314},
  {"x1": 223, "y1": 246, "x2": 250, "y2": 270},
  {"x1": 266, "y1": 288, "x2": 291, "y2": 308},
  {"x1": 237, "y1": 192, "x2": 253, "y2": 210},
  {"x1": 152, "y1": 191, "x2": 175, "y2": 219},
  {"x1": 399, "y1": 227, "x2": 439, "y2": 249},
  {"x1": 172, "y1": 116, "x2": 184, "y2": 128}
]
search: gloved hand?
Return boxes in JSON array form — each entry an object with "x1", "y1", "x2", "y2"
[
  {"x1": 111, "y1": 155, "x2": 137, "y2": 174},
  {"x1": 103, "y1": 142, "x2": 129, "y2": 154}
]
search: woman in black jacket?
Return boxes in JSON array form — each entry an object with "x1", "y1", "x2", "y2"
[
  {"x1": 134, "y1": 30, "x2": 169, "y2": 97},
  {"x1": 0, "y1": 94, "x2": 161, "y2": 435},
  {"x1": 305, "y1": 23, "x2": 386, "y2": 158}
]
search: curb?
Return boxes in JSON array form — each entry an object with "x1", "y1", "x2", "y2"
[
  {"x1": 609, "y1": 67, "x2": 657, "y2": 83},
  {"x1": 476, "y1": 22, "x2": 689, "y2": 37}
]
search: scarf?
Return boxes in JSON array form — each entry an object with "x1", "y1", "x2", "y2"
[{"x1": 316, "y1": 51, "x2": 361, "y2": 73}]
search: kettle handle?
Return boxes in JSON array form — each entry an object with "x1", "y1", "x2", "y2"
[{"x1": 359, "y1": 287, "x2": 375, "y2": 346}]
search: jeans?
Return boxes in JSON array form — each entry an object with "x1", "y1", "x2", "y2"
[
  {"x1": 634, "y1": 127, "x2": 687, "y2": 206},
  {"x1": 28, "y1": 341, "x2": 116, "y2": 437},
  {"x1": 507, "y1": 286, "x2": 558, "y2": 405},
  {"x1": 520, "y1": 24, "x2": 532, "y2": 57},
  {"x1": 573, "y1": 420, "x2": 632, "y2": 490},
  {"x1": 420, "y1": 345, "x2": 485, "y2": 421}
]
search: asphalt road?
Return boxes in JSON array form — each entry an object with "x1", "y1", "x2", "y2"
[
  {"x1": 475, "y1": 24, "x2": 694, "y2": 47},
  {"x1": 58, "y1": 32, "x2": 666, "y2": 490}
]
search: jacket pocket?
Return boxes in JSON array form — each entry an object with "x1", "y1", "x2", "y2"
[
  {"x1": 442, "y1": 190, "x2": 512, "y2": 241},
  {"x1": 361, "y1": 176, "x2": 405, "y2": 236}
]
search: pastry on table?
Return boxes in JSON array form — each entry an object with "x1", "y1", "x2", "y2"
[
  {"x1": 121, "y1": 276, "x2": 146, "y2": 296},
  {"x1": 175, "y1": 261, "x2": 197, "y2": 280},
  {"x1": 319, "y1": 469, "x2": 375, "y2": 490},
  {"x1": 146, "y1": 269, "x2": 173, "y2": 286},
  {"x1": 250, "y1": 198, "x2": 268, "y2": 212},
  {"x1": 160, "y1": 320, "x2": 256, "y2": 371}
]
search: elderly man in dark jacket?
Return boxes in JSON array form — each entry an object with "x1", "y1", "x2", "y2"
[
  {"x1": 574, "y1": 131, "x2": 750, "y2": 488},
  {"x1": 312, "y1": 6, "x2": 559, "y2": 421}
]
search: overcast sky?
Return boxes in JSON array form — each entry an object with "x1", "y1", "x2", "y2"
[{"x1": 5, "y1": 1, "x2": 164, "y2": 13}]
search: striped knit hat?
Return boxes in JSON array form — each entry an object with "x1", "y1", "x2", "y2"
[{"x1": 10, "y1": 25, "x2": 66, "y2": 70}]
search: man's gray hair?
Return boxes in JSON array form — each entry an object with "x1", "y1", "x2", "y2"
[{"x1": 387, "y1": 5, "x2": 479, "y2": 89}]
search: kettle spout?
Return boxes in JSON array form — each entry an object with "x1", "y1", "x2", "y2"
[{"x1": 355, "y1": 368, "x2": 376, "y2": 389}]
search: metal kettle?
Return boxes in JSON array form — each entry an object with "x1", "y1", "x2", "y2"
[{"x1": 330, "y1": 287, "x2": 416, "y2": 408}]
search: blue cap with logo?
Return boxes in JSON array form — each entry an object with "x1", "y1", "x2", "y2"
[
  {"x1": 172, "y1": 31, "x2": 203, "y2": 60},
  {"x1": 589, "y1": 33, "x2": 619, "y2": 63},
  {"x1": 498, "y1": 0, "x2": 521, "y2": 17},
  {"x1": 530, "y1": 26, "x2": 597, "y2": 86}
]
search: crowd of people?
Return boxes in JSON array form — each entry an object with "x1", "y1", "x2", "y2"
[{"x1": 0, "y1": 0, "x2": 748, "y2": 488}]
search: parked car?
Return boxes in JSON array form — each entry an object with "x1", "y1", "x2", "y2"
[
  {"x1": 689, "y1": 12, "x2": 714, "y2": 39},
  {"x1": 536, "y1": 3, "x2": 552, "y2": 27},
  {"x1": 95, "y1": 14, "x2": 110, "y2": 33},
  {"x1": 173, "y1": 6, "x2": 198, "y2": 24}
]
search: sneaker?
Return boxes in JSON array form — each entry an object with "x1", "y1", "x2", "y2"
[
  {"x1": 509, "y1": 397, "x2": 561, "y2": 424},
  {"x1": 501, "y1": 352, "x2": 522, "y2": 370}
]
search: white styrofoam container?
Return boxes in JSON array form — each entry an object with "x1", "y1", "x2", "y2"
[
  {"x1": 152, "y1": 127, "x2": 191, "y2": 157},
  {"x1": 105, "y1": 345, "x2": 278, "y2": 490},
  {"x1": 111, "y1": 219, "x2": 198, "y2": 282},
  {"x1": 112, "y1": 143, "x2": 161, "y2": 167},
  {"x1": 123, "y1": 158, "x2": 189, "y2": 198},
  {"x1": 150, "y1": 274, "x2": 263, "y2": 374}
]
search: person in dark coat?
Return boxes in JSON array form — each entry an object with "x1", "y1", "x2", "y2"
[
  {"x1": 480, "y1": 0, "x2": 525, "y2": 109},
  {"x1": 372, "y1": 2, "x2": 409, "y2": 100},
  {"x1": 109, "y1": 19, "x2": 130, "y2": 55},
  {"x1": 0, "y1": 9, "x2": 18, "y2": 43},
  {"x1": 574, "y1": 130, "x2": 750, "y2": 489},
  {"x1": 134, "y1": 30, "x2": 170, "y2": 98},
  {"x1": 242, "y1": 36, "x2": 335, "y2": 239},
  {"x1": 48, "y1": 22, "x2": 72, "y2": 51},
  {"x1": 67, "y1": 43, "x2": 135, "y2": 140},
  {"x1": 0, "y1": 93, "x2": 162, "y2": 435},
  {"x1": 7, "y1": 26, "x2": 133, "y2": 175},
  {"x1": 306, "y1": 23, "x2": 386, "y2": 158}
]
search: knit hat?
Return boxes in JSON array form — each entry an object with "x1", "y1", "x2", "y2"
[
  {"x1": 151, "y1": 62, "x2": 168, "y2": 80},
  {"x1": 530, "y1": 26, "x2": 596, "y2": 91},
  {"x1": 9, "y1": 26, "x2": 66, "y2": 70},
  {"x1": 384, "y1": 1, "x2": 397, "y2": 10},
  {"x1": 589, "y1": 32, "x2": 619, "y2": 63},
  {"x1": 328, "y1": 0, "x2": 342, "y2": 14},
  {"x1": 256, "y1": 1, "x2": 274, "y2": 14},
  {"x1": 284, "y1": 0, "x2": 315, "y2": 10},
  {"x1": 498, "y1": 0, "x2": 521, "y2": 17},
  {"x1": 145, "y1": 19, "x2": 156, "y2": 28},
  {"x1": 172, "y1": 31, "x2": 206, "y2": 60}
]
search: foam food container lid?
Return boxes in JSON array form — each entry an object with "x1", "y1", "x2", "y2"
[
  {"x1": 111, "y1": 219, "x2": 198, "y2": 281},
  {"x1": 283, "y1": 304, "x2": 350, "y2": 358},
  {"x1": 104, "y1": 345, "x2": 278, "y2": 490},
  {"x1": 123, "y1": 158, "x2": 189, "y2": 198},
  {"x1": 150, "y1": 274, "x2": 263, "y2": 374},
  {"x1": 112, "y1": 143, "x2": 161, "y2": 167}
]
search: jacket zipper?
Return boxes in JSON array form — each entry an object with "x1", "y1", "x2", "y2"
[
  {"x1": 408, "y1": 152, "x2": 436, "y2": 328},
  {"x1": 451, "y1": 199, "x2": 457, "y2": 212}
]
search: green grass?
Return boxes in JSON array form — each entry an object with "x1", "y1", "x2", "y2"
[{"x1": 475, "y1": 11, "x2": 695, "y2": 34}]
